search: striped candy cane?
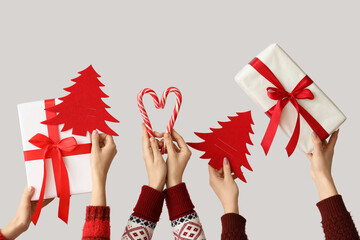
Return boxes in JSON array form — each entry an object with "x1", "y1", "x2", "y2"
[{"x1": 137, "y1": 87, "x2": 182, "y2": 154}]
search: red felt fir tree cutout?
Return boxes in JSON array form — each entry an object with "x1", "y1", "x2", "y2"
[
  {"x1": 42, "y1": 65, "x2": 119, "y2": 136},
  {"x1": 187, "y1": 111, "x2": 254, "y2": 183}
]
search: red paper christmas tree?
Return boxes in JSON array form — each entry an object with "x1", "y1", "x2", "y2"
[
  {"x1": 187, "y1": 111, "x2": 254, "y2": 182},
  {"x1": 42, "y1": 65, "x2": 119, "y2": 136}
]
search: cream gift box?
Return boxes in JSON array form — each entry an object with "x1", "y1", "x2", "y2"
[
  {"x1": 235, "y1": 43, "x2": 346, "y2": 154},
  {"x1": 18, "y1": 99, "x2": 92, "y2": 201}
]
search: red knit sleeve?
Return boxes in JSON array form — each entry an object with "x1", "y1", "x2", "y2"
[
  {"x1": 164, "y1": 182, "x2": 195, "y2": 221},
  {"x1": 221, "y1": 213, "x2": 248, "y2": 240},
  {"x1": 82, "y1": 206, "x2": 110, "y2": 240},
  {"x1": 132, "y1": 185, "x2": 166, "y2": 223},
  {"x1": 0, "y1": 230, "x2": 7, "y2": 240},
  {"x1": 164, "y1": 183, "x2": 206, "y2": 239},
  {"x1": 317, "y1": 195, "x2": 359, "y2": 240}
]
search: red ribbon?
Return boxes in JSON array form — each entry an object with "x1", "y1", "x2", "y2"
[
  {"x1": 249, "y1": 57, "x2": 329, "y2": 156},
  {"x1": 23, "y1": 99, "x2": 92, "y2": 225}
]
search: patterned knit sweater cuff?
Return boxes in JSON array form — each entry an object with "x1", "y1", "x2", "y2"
[
  {"x1": 0, "y1": 230, "x2": 7, "y2": 240},
  {"x1": 221, "y1": 213, "x2": 246, "y2": 233},
  {"x1": 133, "y1": 185, "x2": 166, "y2": 223},
  {"x1": 164, "y1": 182, "x2": 195, "y2": 221},
  {"x1": 316, "y1": 194, "x2": 348, "y2": 219},
  {"x1": 82, "y1": 206, "x2": 110, "y2": 239}
]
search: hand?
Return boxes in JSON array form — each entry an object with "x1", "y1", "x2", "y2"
[
  {"x1": 1, "y1": 187, "x2": 53, "y2": 240},
  {"x1": 209, "y1": 158, "x2": 239, "y2": 214},
  {"x1": 142, "y1": 124, "x2": 167, "y2": 191},
  {"x1": 162, "y1": 129, "x2": 192, "y2": 188},
  {"x1": 306, "y1": 130, "x2": 339, "y2": 200},
  {"x1": 90, "y1": 130, "x2": 117, "y2": 206}
]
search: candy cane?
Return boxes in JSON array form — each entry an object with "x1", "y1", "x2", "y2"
[{"x1": 137, "y1": 87, "x2": 182, "y2": 154}]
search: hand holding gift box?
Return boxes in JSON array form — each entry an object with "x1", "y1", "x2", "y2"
[{"x1": 235, "y1": 44, "x2": 346, "y2": 156}]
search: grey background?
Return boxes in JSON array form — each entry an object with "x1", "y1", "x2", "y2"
[{"x1": 0, "y1": 1, "x2": 359, "y2": 239}]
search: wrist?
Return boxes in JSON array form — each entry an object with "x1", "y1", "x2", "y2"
[
  {"x1": 92, "y1": 174, "x2": 107, "y2": 187},
  {"x1": 149, "y1": 180, "x2": 165, "y2": 192},
  {"x1": 314, "y1": 176, "x2": 338, "y2": 201},
  {"x1": 167, "y1": 177, "x2": 182, "y2": 188},
  {"x1": 223, "y1": 203, "x2": 239, "y2": 214}
]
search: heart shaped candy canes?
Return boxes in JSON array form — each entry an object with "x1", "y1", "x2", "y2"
[{"x1": 137, "y1": 87, "x2": 182, "y2": 154}]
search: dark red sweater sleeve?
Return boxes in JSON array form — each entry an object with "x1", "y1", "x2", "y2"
[
  {"x1": 0, "y1": 230, "x2": 7, "y2": 240},
  {"x1": 82, "y1": 206, "x2": 110, "y2": 240},
  {"x1": 164, "y1": 182, "x2": 195, "y2": 221},
  {"x1": 221, "y1": 213, "x2": 248, "y2": 240},
  {"x1": 132, "y1": 185, "x2": 166, "y2": 223},
  {"x1": 317, "y1": 194, "x2": 359, "y2": 240}
]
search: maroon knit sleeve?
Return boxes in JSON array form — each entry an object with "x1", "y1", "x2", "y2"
[
  {"x1": 317, "y1": 195, "x2": 359, "y2": 240},
  {"x1": 82, "y1": 206, "x2": 110, "y2": 240},
  {"x1": 164, "y1": 182, "x2": 195, "y2": 221},
  {"x1": 132, "y1": 185, "x2": 166, "y2": 223},
  {"x1": 221, "y1": 213, "x2": 248, "y2": 240},
  {"x1": 0, "y1": 230, "x2": 7, "y2": 240}
]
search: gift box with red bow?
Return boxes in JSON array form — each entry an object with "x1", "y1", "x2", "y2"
[
  {"x1": 235, "y1": 43, "x2": 346, "y2": 156},
  {"x1": 18, "y1": 98, "x2": 92, "y2": 224}
]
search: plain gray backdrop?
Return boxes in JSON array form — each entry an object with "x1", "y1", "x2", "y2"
[{"x1": 0, "y1": 1, "x2": 359, "y2": 239}]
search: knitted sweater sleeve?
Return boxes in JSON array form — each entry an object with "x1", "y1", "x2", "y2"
[
  {"x1": 122, "y1": 186, "x2": 166, "y2": 240},
  {"x1": 82, "y1": 206, "x2": 110, "y2": 240},
  {"x1": 221, "y1": 213, "x2": 248, "y2": 240},
  {"x1": 164, "y1": 183, "x2": 206, "y2": 240},
  {"x1": 317, "y1": 194, "x2": 359, "y2": 240},
  {"x1": 0, "y1": 230, "x2": 7, "y2": 240}
]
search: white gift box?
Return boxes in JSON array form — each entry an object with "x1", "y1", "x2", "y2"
[
  {"x1": 18, "y1": 99, "x2": 92, "y2": 201},
  {"x1": 235, "y1": 43, "x2": 346, "y2": 154}
]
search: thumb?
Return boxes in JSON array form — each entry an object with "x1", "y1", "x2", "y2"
[
  {"x1": 21, "y1": 186, "x2": 35, "y2": 203},
  {"x1": 164, "y1": 133, "x2": 175, "y2": 156},
  {"x1": 223, "y1": 158, "x2": 232, "y2": 181},
  {"x1": 91, "y1": 130, "x2": 100, "y2": 153}
]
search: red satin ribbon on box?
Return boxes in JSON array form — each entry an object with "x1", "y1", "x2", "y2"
[
  {"x1": 249, "y1": 57, "x2": 329, "y2": 156},
  {"x1": 23, "y1": 99, "x2": 92, "y2": 225}
]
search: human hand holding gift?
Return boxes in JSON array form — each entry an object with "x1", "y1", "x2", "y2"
[
  {"x1": 306, "y1": 130, "x2": 339, "y2": 201},
  {"x1": 1, "y1": 187, "x2": 53, "y2": 240}
]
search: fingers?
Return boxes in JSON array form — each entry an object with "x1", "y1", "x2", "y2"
[
  {"x1": 223, "y1": 158, "x2": 233, "y2": 181},
  {"x1": 154, "y1": 131, "x2": 164, "y2": 138},
  {"x1": 328, "y1": 129, "x2": 339, "y2": 150},
  {"x1": 150, "y1": 137, "x2": 162, "y2": 159},
  {"x1": 22, "y1": 186, "x2": 35, "y2": 203},
  {"x1": 311, "y1": 132, "x2": 323, "y2": 152},
  {"x1": 164, "y1": 133, "x2": 176, "y2": 156},
  {"x1": 142, "y1": 123, "x2": 151, "y2": 149},
  {"x1": 91, "y1": 130, "x2": 101, "y2": 153},
  {"x1": 305, "y1": 152, "x2": 313, "y2": 160},
  {"x1": 171, "y1": 129, "x2": 188, "y2": 150}
]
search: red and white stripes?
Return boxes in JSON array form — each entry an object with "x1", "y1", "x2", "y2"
[{"x1": 137, "y1": 87, "x2": 182, "y2": 154}]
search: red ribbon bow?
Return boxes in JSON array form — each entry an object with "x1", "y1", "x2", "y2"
[
  {"x1": 23, "y1": 99, "x2": 92, "y2": 225},
  {"x1": 28, "y1": 133, "x2": 77, "y2": 225},
  {"x1": 249, "y1": 57, "x2": 329, "y2": 156}
]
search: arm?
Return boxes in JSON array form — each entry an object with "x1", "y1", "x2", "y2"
[
  {"x1": 121, "y1": 124, "x2": 167, "y2": 240},
  {"x1": 82, "y1": 130, "x2": 117, "y2": 240},
  {"x1": 209, "y1": 158, "x2": 248, "y2": 240},
  {"x1": 307, "y1": 130, "x2": 359, "y2": 240},
  {"x1": 0, "y1": 187, "x2": 53, "y2": 240},
  {"x1": 163, "y1": 129, "x2": 206, "y2": 239}
]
